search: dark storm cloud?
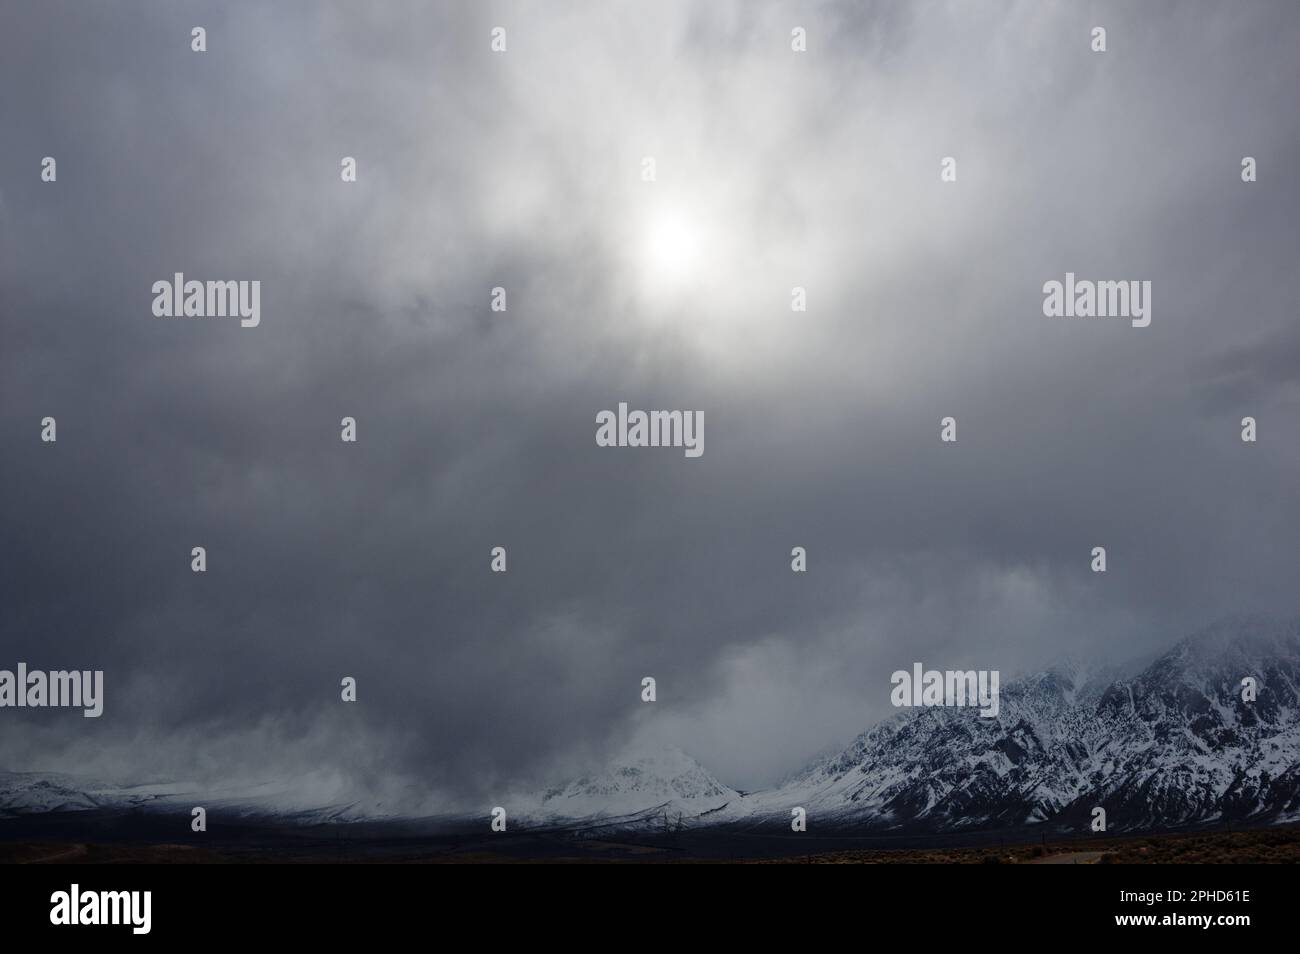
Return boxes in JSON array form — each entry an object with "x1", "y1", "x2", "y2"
[{"x1": 2, "y1": 0, "x2": 1298, "y2": 799}]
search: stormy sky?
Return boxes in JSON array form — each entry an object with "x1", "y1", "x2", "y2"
[{"x1": 2, "y1": 0, "x2": 1298, "y2": 805}]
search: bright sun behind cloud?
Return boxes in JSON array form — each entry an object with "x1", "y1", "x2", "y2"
[
  {"x1": 616, "y1": 184, "x2": 803, "y2": 368},
  {"x1": 642, "y1": 206, "x2": 706, "y2": 286}
]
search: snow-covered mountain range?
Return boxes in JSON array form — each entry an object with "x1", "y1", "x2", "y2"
[
  {"x1": 4, "y1": 617, "x2": 1299, "y2": 834},
  {"x1": 727, "y1": 616, "x2": 1300, "y2": 832},
  {"x1": 0, "y1": 771, "x2": 392, "y2": 824}
]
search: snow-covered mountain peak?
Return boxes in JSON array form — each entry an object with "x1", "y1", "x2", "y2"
[{"x1": 521, "y1": 745, "x2": 739, "y2": 824}]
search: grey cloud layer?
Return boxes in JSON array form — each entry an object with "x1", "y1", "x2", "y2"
[{"x1": 2, "y1": 0, "x2": 1298, "y2": 798}]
